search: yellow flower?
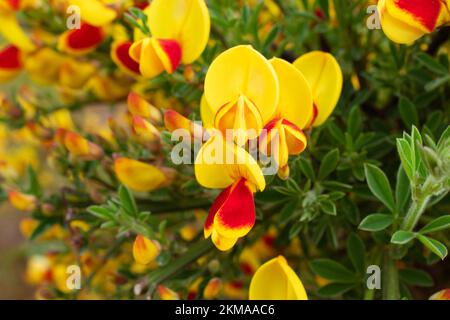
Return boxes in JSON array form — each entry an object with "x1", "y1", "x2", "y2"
[
  {"x1": 114, "y1": 157, "x2": 167, "y2": 192},
  {"x1": 259, "y1": 58, "x2": 312, "y2": 179},
  {"x1": 131, "y1": 115, "x2": 160, "y2": 143},
  {"x1": 132, "y1": 235, "x2": 161, "y2": 265},
  {"x1": 293, "y1": 51, "x2": 343, "y2": 128},
  {"x1": 59, "y1": 58, "x2": 96, "y2": 89},
  {"x1": 378, "y1": 0, "x2": 450, "y2": 44},
  {"x1": 129, "y1": 0, "x2": 210, "y2": 78},
  {"x1": 249, "y1": 255, "x2": 308, "y2": 300},
  {"x1": 8, "y1": 190, "x2": 37, "y2": 212},
  {"x1": 25, "y1": 255, "x2": 52, "y2": 285},
  {"x1": 204, "y1": 45, "x2": 279, "y2": 143},
  {"x1": 62, "y1": 130, "x2": 103, "y2": 160},
  {"x1": 203, "y1": 277, "x2": 222, "y2": 299},
  {"x1": 127, "y1": 92, "x2": 162, "y2": 123},
  {"x1": 87, "y1": 74, "x2": 130, "y2": 101},
  {"x1": 158, "y1": 285, "x2": 180, "y2": 300},
  {"x1": 24, "y1": 48, "x2": 65, "y2": 85},
  {"x1": 67, "y1": 0, "x2": 117, "y2": 27},
  {"x1": 0, "y1": 11, "x2": 36, "y2": 52}
]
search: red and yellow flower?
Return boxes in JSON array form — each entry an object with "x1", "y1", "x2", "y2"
[
  {"x1": 111, "y1": 40, "x2": 141, "y2": 77},
  {"x1": 58, "y1": 22, "x2": 105, "y2": 55},
  {"x1": 62, "y1": 130, "x2": 104, "y2": 160},
  {"x1": 0, "y1": 45, "x2": 22, "y2": 82},
  {"x1": 132, "y1": 235, "x2": 161, "y2": 265},
  {"x1": 129, "y1": 0, "x2": 210, "y2": 78},
  {"x1": 196, "y1": 133, "x2": 266, "y2": 251},
  {"x1": 429, "y1": 289, "x2": 450, "y2": 300},
  {"x1": 259, "y1": 58, "x2": 312, "y2": 179},
  {"x1": 378, "y1": 0, "x2": 450, "y2": 44}
]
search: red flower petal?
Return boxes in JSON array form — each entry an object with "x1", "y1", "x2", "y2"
[
  {"x1": 214, "y1": 178, "x2": 255, "y2": 238},
  {"x1": 158, "y1": 39, "x2": 182, "y2": 73},
  {"x1": 66, "y1": 23, "x2": 104, "y2": 50},
  {"x1": 0, "y1": 45, "x2": 21, "y2": 70},
  {"x1": 204, "y1": 184, "x2": 231, "y2": 237},
  {"x1": 113, "y1": 41, "x2": 140, "y2": 75},
  {"x1": 396, "y1": 0, "x2": 442, "y2": 31}
]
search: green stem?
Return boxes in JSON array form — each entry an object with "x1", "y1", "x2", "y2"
[
  {"x1": 146, "y1": 239, "x2": 213, "y2": 295},
  {"x1": 382, "y1": 250, "x2": 400, "y2": 300},
  {"x1": 402, "y1": 195, "x2": 431, "y2": 231}
]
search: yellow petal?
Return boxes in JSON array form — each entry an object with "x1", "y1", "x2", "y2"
[
  {"x1": 194, "y1": 133, "x2": 265, "y2": 191},
  {"x1": 211, "y1": 229, "x2": 238, "y2": 251},
  {"x1": 132, "y1": 235, "x2": 161, "y2": 264},
  {"x1": 378, "y1": 0, "x2": 425, "y2": 44},
  {"x1": 249, "y1": 255, "x2": 308, "y2": 300},
  {"x1": 59, "y1": 58, "x2": 96, "y2": 89},
  {"x1": 203, "y1": 278, "x2": 222, "y2": 299},
  {"x1": 130, "y1": 38, "x2": 165, "y2": 78},
  {"x1": 8, "y1": 190, "x2": 37, "y2": 212},
  {"x1": 68, "y1": 0, "x2": 117, "y2": 27},
  {"x1": 147, "y1": 0, "x2": 210, "y2": 64},
  {"x1": 128, "y1": 92, "x2": 162, "y2": 123},
  {"x1": 293, "y1": 51, "x2": 342, "y2": 127},
  {"x1": 25, "y1": 48, "x2": 65, "y2": 85},
  {"x1": 131, "y1": 115, "x2": 160, "y2": 142},
  {"x1": 114, "y1": 157, "x2": 167, "y2": 192},
  {"x1": 269, "y1": 58, "x2": 313, "y2": 129},
  {"x1": 200, "y1": 94, "x2": 214, "y2": 128},
  {"x1": 204, "y1": 45, "x2": 279, "y2": 125},
  {"x1": 158, "y1": 285, "x2": 180, "y2": 300},
  {"x1": 0, "y1": 13, "x2": 36, "y2": 52}
]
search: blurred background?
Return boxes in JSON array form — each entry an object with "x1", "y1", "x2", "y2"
[{"x1": 0, "y1": 204, "x2": 34, "y2": 299}]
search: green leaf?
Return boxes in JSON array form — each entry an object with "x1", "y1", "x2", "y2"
[
  {"x1": 347, "y1": 233, "x2": 366, "y2": 274},
  {"x1": 317, "y1": 283, "x2": 355, "y2": 297},
  {"x1": 319, "y1": 199, "x2": 337, "y2": 216},
  {"x1": 327, "y1": 121, "x2": 345, "y2": 144},
  {"x1": 419, "y1": 215, "x2": 450, "y2": 234},
  {"x1": 30, "y1": 220, "x2": 53, "y2": 240},
  {"x1": 437, "y1": 125, "x2": 450, "y2": 151},
  {"x1": 395, "y1": 166, "x2": 411, "y2": 214},
  {"x1": 279, "y1": 199, "x2": 299, "y2": 224},
  {"x1": 415, "y1": 52, "x2": 449, "y2": 76},
  {"x1": 364, "y1": 164, "x2": 396, "y2": 213},
  {"x1": 347, "y1": 105, "x2": 362, "y2": 139},
  {"x1": 263, "y1": 25, "x2": 279, "y2": 50},
  {"x1": 359, "y1": 213, "x2": 394, "y2": 232},
  {"x1": 25, "y1": 166, "x2": 41, "y2": 197},
  {"x1": 398, "y1": 97, "x2": 419, "y2": 128},
  {"x1": 391, "y1": 230, "x2": 415, "y2": 244},
  {"x1": 310, "y1": 259, "x2": 356, "y2": 283},
  {"x1": 399, "y1": 268, "x2": 434, "y2": 287},
  {"x1": 119, "y1": 185, "x2": 138, "y2": 216},
  {"x1": 417, "y1": 235, "x2": 448, "y2": 260},
  {"x1": 87, "y1": 206, "x2": 114, "y2": 220},
  {"x1": 396, "y1": 138, "x2": 413, "y2": 180},
  {"x1": 289, "y1": 221, "x2": 303, "y2": 240},
  {"x1": 298, "y1": 157, "x2": 315, "y2": 181},
  {"x1": 318, "y1": 148, "x2": 340, "y2": 180}
]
